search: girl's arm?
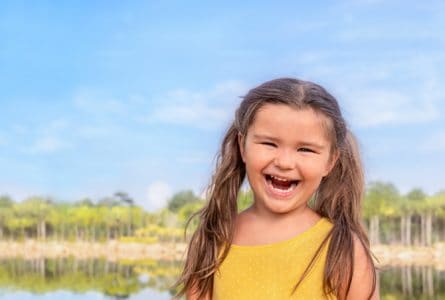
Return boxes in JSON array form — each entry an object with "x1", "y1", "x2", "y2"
[{"x1": 346, "y1": 236, "x2": 380, "y2": 300}]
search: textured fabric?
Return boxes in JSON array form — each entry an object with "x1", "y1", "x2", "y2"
[{"x1": 213, "y1": 217, "x2": 336, "y2": 299}]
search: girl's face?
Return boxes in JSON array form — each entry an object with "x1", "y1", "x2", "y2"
[{"x1": 238, "y1": 103, "x2": 337, "y2": 217}]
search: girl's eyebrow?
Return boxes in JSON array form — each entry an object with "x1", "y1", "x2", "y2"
[
  {"x1": 299, "y1": 142, "x2": 326, "y2": 150},
  {"x1": 252, "y1": 133, "x2": 280, "y2": 142},
  {"x1": 252, "y1": 133, "x2": 326, "y2": 150}
]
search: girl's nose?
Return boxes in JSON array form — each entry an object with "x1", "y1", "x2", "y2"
[{"x1": 274, "y1": 149, "x2": 296, "y2": 170}]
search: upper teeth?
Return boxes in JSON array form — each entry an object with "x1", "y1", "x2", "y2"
[{"x1": 271, "y1": 175, "x2": 292, "y2": 182}]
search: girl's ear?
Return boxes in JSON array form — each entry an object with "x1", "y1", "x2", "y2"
[
  {"x1": 323, "y1": 150, "x2": 339, "y2": 177},
  {"x1": 238, "y1": 133, "x2": 246, "y2": 163}
]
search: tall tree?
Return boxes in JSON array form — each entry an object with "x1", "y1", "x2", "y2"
[
  {"x1": 167, "y1": 190, "x2": 201, "y2": 212},
  {"x1": 398, "y1": 193, "x2": 415, "y2": 246},
  {"x1": 114, "y1": 191, "x2": 135, "y2": 235},
  {"x1": 19, "y1": 197, "x2": 53, "y2": 240},
  {"x1": 363, "y1": 182, "x2": 399, "y2": 245},
  {"x1": 419, "y1": 191, "x2": 444, "y2": 246},
  {"x1": 0, "y1": 195, "x2": 13, "y2": 239},
  {"x1": 406, "y1": 188, "x2": 428, "y2": 246}
]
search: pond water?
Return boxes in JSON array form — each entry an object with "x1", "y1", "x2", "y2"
[{"x1": 0, "y1": 258, "x2": 443, "y2": 299}]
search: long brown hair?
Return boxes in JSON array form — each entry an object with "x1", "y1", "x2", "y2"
[{"x1": 175, "y1": 78, "x2": 376, "y2": 299}]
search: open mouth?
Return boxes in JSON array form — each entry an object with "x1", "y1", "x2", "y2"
[{"x1": 265, "y1": 174, "x2": 300, "y2": 192}]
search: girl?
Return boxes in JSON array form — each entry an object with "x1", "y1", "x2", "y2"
[{"x1": 176, "y1": 78, "x2": 378, "y2": 299}]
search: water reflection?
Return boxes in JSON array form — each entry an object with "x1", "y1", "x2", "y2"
[
  {"x1": 0, "y1": 258, "x2": 444, "y2": 299},
  {"x1": 379, "y1": 265, "x2": 445, "y2": 299},
  {"x1": 0, "y1": 258, "x2": 181, "y2": 298}
]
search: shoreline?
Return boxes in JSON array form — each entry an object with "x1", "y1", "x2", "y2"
[
  {"x1": 0, "y1": 240, "x2": 444, "y2": 268},
  {"x1": 0, "y1": 240, "x2": 187, "y2": 262},
  {"x1": 372, "y1": 243, "x2": 445, "y2": 269}
]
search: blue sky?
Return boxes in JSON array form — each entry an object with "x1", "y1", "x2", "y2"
[{"x1": 1, "y1": 1, "x2": 444, "y2": 211}]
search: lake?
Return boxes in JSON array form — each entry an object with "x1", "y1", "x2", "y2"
[{"x1": 0, "y1": 258, "x2": 443, "y2": 299}]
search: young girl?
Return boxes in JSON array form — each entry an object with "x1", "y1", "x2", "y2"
[{"x1": 176, "y1": 78, "x2": 378, "y2": 299}]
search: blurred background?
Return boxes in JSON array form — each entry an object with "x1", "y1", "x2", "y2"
[{"x1": 0, "y1": 1, "x2": 444, "y2": 299}]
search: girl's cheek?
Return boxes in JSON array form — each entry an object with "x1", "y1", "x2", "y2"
[
  {"x1": 254, "y1": 146, "x2": 274, "y2": 158},
  {"x1": 246, "y1": 149, "x2": 269, "y2": 164},
  {"x1": 298, "y1": 159, "x2": 325, "y2": 173}
]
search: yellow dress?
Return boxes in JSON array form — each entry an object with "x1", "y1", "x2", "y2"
[{"x1": 213, "y1": 218, "x2": 336, "y2": 299}]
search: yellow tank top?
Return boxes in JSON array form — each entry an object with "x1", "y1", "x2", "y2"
[{"x1": 213, "y1": 217, "x2": 336, "y2": 299}]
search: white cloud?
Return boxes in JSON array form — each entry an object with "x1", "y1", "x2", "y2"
[
  {"x1": 76, "y1": 125, "x2": 115, "y2": 139},
  {"x1": 26, "y1": 136, "x2": 71, "y2": 154},
  {"x1": 43, "y1": 119, "x2": 69, "y2": 133},
  {"x1": 69, "y1": 89, "x2": 147, "y2": 139},
  {"x1": 10, "y1": 118, "x2": 73, "y2": 155},
  {"x1": 73, "y1": 89, "x2": 129, "y2": 116},
  {"x1": 143, "y1": 80, "x2": 248, "y2": 130},
  {"x1": 343, "y1": 88, "x2": 440, "y2": 128},
  {"x1": 420, "y1": 130, "x2": 445, "y2": 153},
  {"x1": 145, "y1": 181, "x2": 173, "y2": 211},
  {"x1": 335, "y1": 2, "x2": 445, "y2": 43},
  {"x1": 321, "y1": 57, "x2": 445, "y2": 128},
  {"x1": 20, "y1": 119, "x2": 72, "y2": 154},
  {"x1": 151, "y1": 103, "x2": 227, "y2": 129}
]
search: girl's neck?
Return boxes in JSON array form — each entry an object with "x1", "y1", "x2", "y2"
[
  {"x1": 245, "y1": 203, "x2": 320, "y2": 226},
  {"x1": 233, "y1": 205, "x2": 321, "y2": 246}
]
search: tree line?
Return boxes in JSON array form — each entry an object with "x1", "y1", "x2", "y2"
[
  {"x1": 0, "y1": 192, "x2": 152, "y2": 242},
  {"x1": 0, "y1": 182, "x2": 444, "y2": 246},
  {"x1": 363, "y1": 182, "x2": 445, "y2": 246}
]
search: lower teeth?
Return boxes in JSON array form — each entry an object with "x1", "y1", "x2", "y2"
[
  {"x1": 272, "y1": 184, "x2": 294, "y2": 192},
  {"x1": 268, "y1": 179, "x2": 296, "y2": 192}
]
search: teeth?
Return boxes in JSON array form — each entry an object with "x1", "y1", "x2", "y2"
[
  {"x1": 271, "y1": 183, "x2": 295, "y2": 192},
  {"x1": 270, "y1": 175, "x2": 293, "y2": 182}
]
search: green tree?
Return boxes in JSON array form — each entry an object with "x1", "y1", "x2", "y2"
[
  {"x1": 177, "y1": 201, "x2": 205, "y2": 235},
  {"x1": 409, "y1": 189, "x2": 443, "y2": 246},
  {"x1": 0, "y1": 195, "x2": 13, "y2": 207},
  {"x1": 75, "y1": 198, "x2": 94, "y2": 207},
  {"x1": 431, "y1": 191, "x2": 445, "y2": 242},
  {"x1": 363, "y1": 182, "x2": 399, "y2": 245},
  {"x1": 17, "y1": 197, "x2": 53, "y2": 240},
  {"x1": 48, "y1": 203, "x2": 71, "y2": 240},
  {"x1": 114, "y1": 191, "x2": 134, "y2": 206},
  {"x1": 167, "y1": 190, "x2": 201, "y2": 212},
  {"x1": 97, "y1": 197, "x2": 121, "y2": 207},
  {"x1": 7, "y1": 202, "x2": 34, "y2": 239},
  {"x1": 399, "y1": 188, "x2": 426, "y2": 245},
  {"x1": 0, "y1": 195, "x2": 13, "y2": 239},
  {"x1": 114, "y1": 191, "x2": 135, "y2": 235},
  {"x1": 111, "y1": 206, "x2": 130, "y2": 238}
]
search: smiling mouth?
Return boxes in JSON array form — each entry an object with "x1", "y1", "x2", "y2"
[{"x1": 265, "y1": 174, "x2": 300, "y2": 192}]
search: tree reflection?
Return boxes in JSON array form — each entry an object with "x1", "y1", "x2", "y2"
[
  {"x1": 380, "y1": 264, "x2": 444, "y2": 299},
  {"x1": 0, "y1": 258, "x2": 444, "y2": 298},
  {"x1": 0, "y1": 258, "x2": 181, "y2": 296}
]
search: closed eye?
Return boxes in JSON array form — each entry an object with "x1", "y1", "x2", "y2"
[
  {"x1": 261, "y1": 142, "x2": 276, "y2": 147},
  {"x1": 298, "y1": 147, "x2": 315, "y2": 153}
]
